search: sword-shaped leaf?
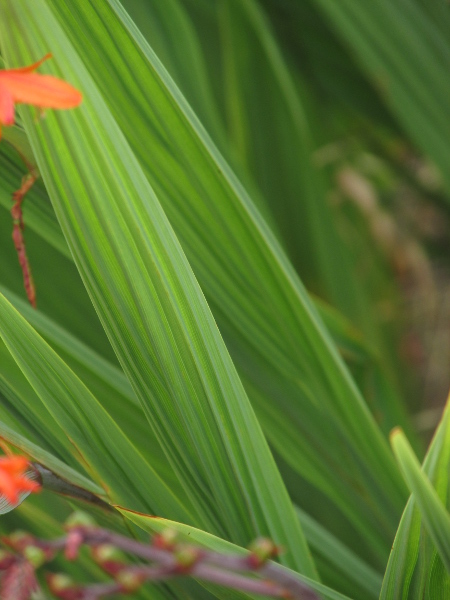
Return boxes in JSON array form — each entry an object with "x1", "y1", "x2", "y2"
[
  {"x1": 381, "y1": 399, "x2": 450, "y2": 597},
  {"x1": 313, "y1": 0, "x2": 450, "y2": 197},
  {"x1": 0, "y1": 292, "x2": 192, "y2": 523},
  {"x1": 15, "y1": 0, "x2": 408, "y2": 560},
  {"x1": 0, "y1": 0, "x2": 316, "y2": 577}
]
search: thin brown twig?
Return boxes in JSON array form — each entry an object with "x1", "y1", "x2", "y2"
[{"x1": 11, "y1": 168, "x2": 39, "y2": 308}]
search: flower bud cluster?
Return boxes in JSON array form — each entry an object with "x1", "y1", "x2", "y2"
[{"x1": 0, "y1": 511, "x2": 318, "y2": 600}]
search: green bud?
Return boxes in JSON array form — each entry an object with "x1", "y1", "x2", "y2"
[
  {"x1": 116, "y1": 569, "x2": 143, "y2": 592},
  {"x1": 247, "y1": 538, "x2": 280, "y2": 567},
  {"x1": 23, "y1": 545, "x2": 46, "y2": 567},
  {"x1": 153, "y1": 528, "x2": 178, "y2": 549},
  {"x1": 92, "y1": 544, "x2": 123, "y2": 563},
  {"x1": 174, "y1": 545, "x2": 199, "y2": 569},
  {"x1": 47, "y1": 573, "x2": 74, "y2": 591}
]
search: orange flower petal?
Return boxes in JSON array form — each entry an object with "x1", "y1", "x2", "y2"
[
  {"x1": 0, "y1": 456, "x2": 29, "y2": 474},
  {"x1": 0, "y1": 457, "x2": 40, "y2": 505},
  {"x1": 0, "y1": 81, "x2": 15, "y2": 126},
  {"x1": 1, "y1": 53, "x2": 52, "y2": 75},
  {"x1": 0, "y1": 73, "x2": 82, "y2": 110},
  {"x1": 0, "y1": 472, "x2": 19, "y2": 504},
  {"x1": 15, "y1": 477, "x2": 40, "y2": 494}
]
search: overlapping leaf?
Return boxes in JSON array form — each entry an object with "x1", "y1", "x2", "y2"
[
  {"x1": 4, "y1": 498, "x2": 170, "y2": 600},
  {"x1": 0, "y1": 0, "x2": 316, "y2": 577},
  {"x1": 120, "y1": 508, "x2": 352, "y2": 600},
  {"x1": 313, "y1": 0, "x2": 450, "y2": 197},
  {"x1": 381, "y1": 399, "x2": 450, "y2": 598},
  {"x1": 0, "y1": 287, "x2": 170, "y2": 469},
  {"x1": 295, "y1": 507, "x2": 382, "y2": 599},
  {"x1": 120, "y1": 0, "x2": 223, "y2": 142},
  {"x1": 0, "y1": 125, "x2": 400, "y2": 587},
  {"x1": 0, "y1": 292, "x2": 191, "y2": 523},
  {"x1": 0, "y1": 1, "x2": 447, "y2": 599},
  {"x1": 0, "y1": 421, "x2": 103, "y2": 497},
  {"x1": 6, "y1": 0, "x2": 410, "y2": 561},
  {"x1": 391, "y1": 428, "x2": 450, "y2": 571},
  {"x1": 212, "y1": 0, "x2": 413, "y2": 440}
]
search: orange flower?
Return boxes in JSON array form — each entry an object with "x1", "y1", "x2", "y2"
[
  {"x1": 0, "y1": 53, "x2": 82, "y2": 137},
  {"x1": 0, "y1": 456, "x2": 40, "y2": 505}
]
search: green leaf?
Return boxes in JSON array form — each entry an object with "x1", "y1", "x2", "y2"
[
  {"x1": 2, "y1": 125, "x2": 38, "y2": 172},
  {"x1": 7, "y1": 498, "x2": 170, "y2": 600},
  {"x1": 391, "y1": 427, "x2": 450, "y2": 572},
  {"x1": 120, "y1": 0, "x2": 223, "y2": 141},
  {"x1": 0, "y1": 286, "x2": 175, "y2": 479},
  {"x1": 20, "y1": 0, "x2": 409, "y2": 559},
  {"x1": 214, "y1": 0, "x2": 413, "y2": 443},
  {"x1": 217, "y1": 0, "x2": 356, "y2": 304},
  {"x1": 296, "y1": 506, "x2": 382, "y2": 598},
  {"x1": 0, "y1": 342, "x2": 77, "y2": 464},
  {"x1": 0, "y1": 291, "x2": 192, "y2": 523},
  {"x1": 120, "y1": 508, "x2": 352, "y2": 600},
  {"x1": 0, "y1": 0, "x2": 316, "y2": 577},
  {"x1": 0, "y1": 420, "x2": 103, "y2": 497},
  {"x1": 381, "y1": 400, "x2": 450, "y2": 598},
  {"x1": 313, "y1": 0, "x2": 450, "y2": 197}
]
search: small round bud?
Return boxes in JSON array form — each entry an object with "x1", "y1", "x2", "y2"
[
  {"x1": 92, "y1": 544, "x2": 122, "y2": 563},
  {"x1": 46, "y1": 572, "x2": 75, "y2": 592},
  {"x1": 23, "y1": 545, "x2": 47, "y2": 567},
  {"x1": 65, "y1": 529, "x2": 86, "y2": 562},
  {"x1": 174, "y1": 546, "x2": 200, "y2": 572},
  {"x1": 91, "y1": 544, "x2": 126, "y2": 575},
  {"x1": 116, "y1": 569, "x2": 145, "y2": 593},
  {"x1": 152, "y1": 528, "x2": 178, "y2": 550},
  {"x1": 247, "y1": 538, "x2": 280, "y2": 568}
]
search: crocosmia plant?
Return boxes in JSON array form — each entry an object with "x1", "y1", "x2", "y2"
[{"x1": 0, "y1": 1, "x2": 449, "y2": 599}]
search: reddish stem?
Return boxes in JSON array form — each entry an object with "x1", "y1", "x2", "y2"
[
  {"x1": 11, "y1": 170, "x2": 38, "y2": 308},
  {"x1": 12, "y1": 525, "x2": 319, "y2": 600},
  {"x1": 62, "y1": 528, "x2": 318, "y2": 599}
]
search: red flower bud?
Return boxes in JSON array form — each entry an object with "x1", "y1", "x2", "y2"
[
  {"x1": 46, "y1": 573, "x2": 83, "y2": 600},
  {"x1": 152, "y1": 528, "x2": 178, "y2": 550},
  {"x1": 247, "y1": 538, "x2": 281, "y2": 569},
  {"x1": 91, "y1": 544, "x2": 126, "y2": 576}
]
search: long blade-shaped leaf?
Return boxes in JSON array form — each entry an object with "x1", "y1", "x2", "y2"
[
  {"x1": 0, "y1": 0, "x2": 316, "y2": 576},
  {"x1": 313, "y1": 0, "x2": 450, "y2": 197},
  {"x1": 0, "y1": 342, "x2": 76, "y2": 464},
  {"x1": 120, "y1": 508, "x2": 351, "y2": 600},
  {"x1": 0, "y1": 286, "x2": 174, "y2": 479},
  {"x1": 391, "y1": 428, "x2": 450, "y2": 572},
  {"x1": 23, "y1": 0, "x2": 409, "y2": 558},
  {"x1": 295, "y1": 507, "x2": 382, "y2": 599},
  {"x1": 120, "y1": 0, "x2": 223, "y2": 142},
  {"x1": 381, "y1": 399, "x2": 450, "y2": 598},
  {"x1": 0, "y1": 421, "x2": 103, "y2": 497},
  {"x1": 8, "y1": 499, "x2": 176, "y2": 600},
  {"x1": 0, "y1": 292, "x2": 191, "y2": 523}
]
